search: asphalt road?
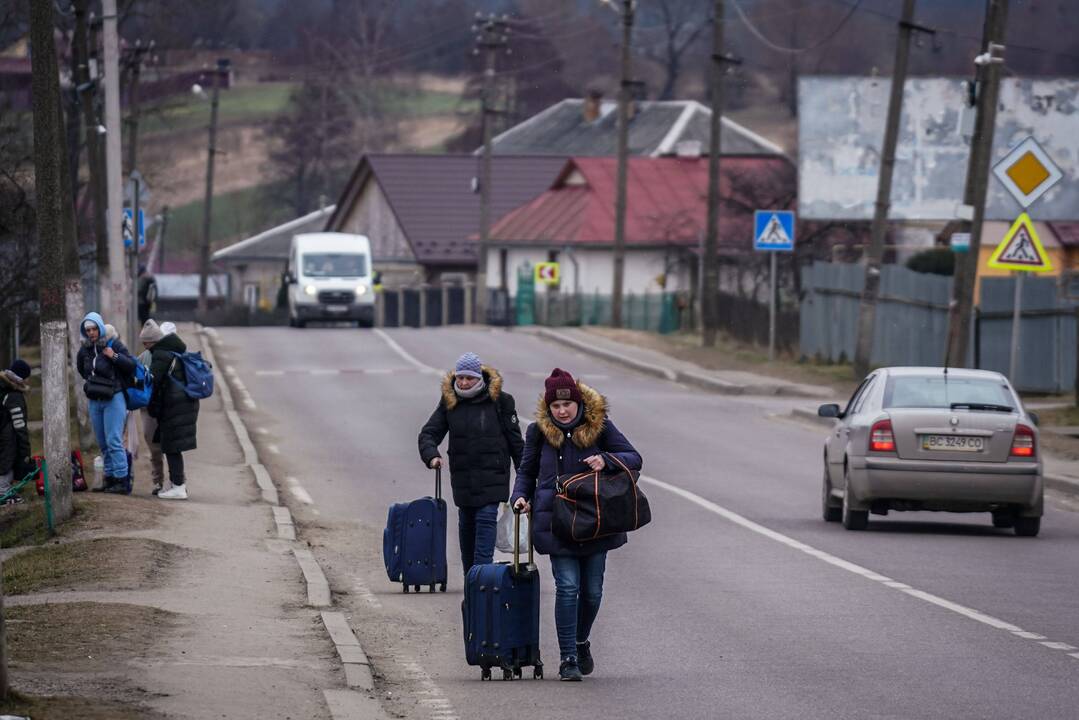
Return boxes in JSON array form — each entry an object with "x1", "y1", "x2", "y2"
[{"x1": 212, "y1": 325, "x2": 1079, "y2": 720}]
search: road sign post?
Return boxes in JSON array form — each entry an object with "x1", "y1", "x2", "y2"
[
  {"x1": 986, "y1": 213, "x2": 1053, "y2": 384},
  {"x1": 753, "y1": 210, "x2": 795, "y2": 361}
]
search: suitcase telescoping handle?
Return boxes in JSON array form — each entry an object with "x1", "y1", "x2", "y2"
[
  {"x1": 434, "y1": 466, "x2": 442, "y2": 501},
  {"x1": 512, "y1": 505, "x2": 534, "y2": 573}
]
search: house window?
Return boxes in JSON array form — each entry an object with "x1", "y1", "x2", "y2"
[{"x1": 243, "y1": 283, "x2": 259, "y2": 311}]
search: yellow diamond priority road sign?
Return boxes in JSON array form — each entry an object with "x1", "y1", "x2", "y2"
[
  {"x1": 992, "y1": 136, "x2": 1063, "y2": 209},
  {"x1": 987, "y1": 213, "x2": 1053, "y2": 273}
]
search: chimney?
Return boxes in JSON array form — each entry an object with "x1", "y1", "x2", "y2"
[{"x1": 583, "y1": 89, "x2": 603, "y2": 123}]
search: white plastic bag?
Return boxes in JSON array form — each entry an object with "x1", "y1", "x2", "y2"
[{"x1": 495, "y1": 502, "x2": 530, "y2": 555}]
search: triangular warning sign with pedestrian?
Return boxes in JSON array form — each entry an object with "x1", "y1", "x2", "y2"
[
  {"x1": 987, "y1": 213, "x2": 1053, "y2": 273},
  {"x1": 761, "y1": 216, "x2": 791, "y2": 246}
]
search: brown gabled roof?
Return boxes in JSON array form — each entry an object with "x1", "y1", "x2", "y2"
[{"x1": 327, "y1": 154, "x2": 567, "y2": 266}]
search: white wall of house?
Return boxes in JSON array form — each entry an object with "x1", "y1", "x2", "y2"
[
  {"x1": 337, "y1": 177, "x2": 424, "y2": 287},
  {"x1": 486, "y1": 246, "x2": 694, "y2": 296}
]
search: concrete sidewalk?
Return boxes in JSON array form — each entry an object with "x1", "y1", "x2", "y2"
[
  {"x1": 522, "y1": 326, "x2": 833, "y2": 398},
  {"x1": 7, "y1": 325, "x2": 337, "y2": 718}
]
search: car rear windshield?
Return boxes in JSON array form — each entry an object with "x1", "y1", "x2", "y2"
[
  {"x1": 883, "y1": 376, "x2": 1013, "y2": 410},
  {"x1": 302, "y1": 253, "x2": 367, "y2": 278}
]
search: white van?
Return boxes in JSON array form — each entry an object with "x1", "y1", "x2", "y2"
[{"x1": 286, "y1": 232, "x2": 375, "y2": 327}]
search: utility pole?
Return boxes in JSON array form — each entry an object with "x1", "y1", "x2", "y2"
[
  {"x1": 73, "y1": 0, "x2": 109, "y2": 306},
  {"x1": 610, "y1": 0, "x2": 634, "y2": 328},
  {"x1": 852, "y1": 0, "x2": 933, "y2": 378},
  {"x1": 702, "y1": 0, "x2": 740, "y2": 347},
  {"x1": 197, "y1": 58, "x2": 230, "y2": 318},
  {"x1": 30, "y1": 0, "x2": 74, "y2": 523},
  {"x1": 123, "y1": 42, "x2": 152, "y2": 176},
  {"x1": 473, "y1": 15, "x2": 509, "y2": 325},
  {"x1": 102, "y1": 0, "x2": 127, "y2": 341},
  {"x1": 945, "y1": 0, "x2": 1009, "y2": 367},
  {"x1": 123, "y1": 42, "x2": 151, "y2": 347}
]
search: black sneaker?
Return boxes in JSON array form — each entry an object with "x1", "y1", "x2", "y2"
[
  {"x1": 576, "y1": 641, "x2": 594, "y2": 676},
  {"x1": 559, "y1": 659, "x2": 582, "y2": 682}
]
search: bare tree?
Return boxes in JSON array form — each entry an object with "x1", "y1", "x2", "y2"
[{"x1": 640, "y1": 0, "x2": 712, "y2": 100}]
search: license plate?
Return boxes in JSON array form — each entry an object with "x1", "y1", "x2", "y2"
[
  {"x1": 921, "y1": 435, "x2": 985, "y2": 452},
  {"x1": 324, "y1": 305, "x2": 349, "y2": 313}
]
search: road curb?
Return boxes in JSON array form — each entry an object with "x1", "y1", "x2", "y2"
[
  {"x1": 790, "y1": 406, "x2": 835, "y2": 428},
  {"x1": 294, "y1": 547, "x2": 333, "y2": 607},
  {"x1": 272, "y1": 505, "x2": 296, "y2": 541},
  {"x1": 323, "y1": 689, "x2": 391, "y2": 720},
  {"x1": 532, "y1": 327, "x2": 678, "y2": 382},
  {"x1": 321, "y1": 611, "x2": 375, "y2": 691}
]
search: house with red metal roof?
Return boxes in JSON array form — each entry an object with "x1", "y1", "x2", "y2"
[
  {"x1": 485, "y1": 154, "x2": 795, "y2": 298},
  {"x1": 324, "y1": 154, "x2": 567, "y2": 287}
]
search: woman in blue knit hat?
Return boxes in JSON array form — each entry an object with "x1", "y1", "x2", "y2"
[{"x1": 418, "y1": 352, "x2": 524, "y2": 575}]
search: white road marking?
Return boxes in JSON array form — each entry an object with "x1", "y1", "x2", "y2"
[
  {"x1": 1014, "y1": 631, "x2": 1048, "y2": 640},
  {"x1": 374, "y1": 329, "x2": 442, "y2": 376},
  {"x1": 639, "y1": 474, "x2": 1077, "y2": 664},
  {"x1": 256, "y1": 427, "x2": 269, "y2": 435},
  {"x1": 254, "y1": 370, "x2": 285, "y2": 377},
  {"x1": 266, "y1": 444, "x2": 280, "y2": 455},
  {"x1": 285, "y1": 477, "x2": 314, "y2": 505},
  {"x1": 1070, "y1": 653, "x2": 1079, "y2": 660},
  {"x1": 353, "y1": 578, "x2": 382, "y2": 609}
]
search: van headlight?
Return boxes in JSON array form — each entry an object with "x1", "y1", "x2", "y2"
[
  {"x1": 355, "y1": 284, "x2": 368, "y2": 297},
  {"x1": 304, "y1": 284, "x2": 316, "y2": 296}
]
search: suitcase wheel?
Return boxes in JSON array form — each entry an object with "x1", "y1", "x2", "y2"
[
  {"x1": 402, "y1": 583, "x2": 409, "y2": 594},
  {"x1": 502, "y1": 668, "x2": 513, "y2": 681},
  {"x1": 440, "y1": 582, "x2": 447, "y2": 593},
  {"x1": 533, "y1": 666, "x2": 543, "y2": 680},
  {"x1": 428, "y1": 584, "x2": 435, "y2": 593},
  {"x1": 414, "y1": 585, "x2": 421, "y2": 592},
  {"x1": 481, "y1": 668, "x2": 492, "y2": 681},
  {"x1": 513, "y1": 667, "x2": 522, "y2": 679}
]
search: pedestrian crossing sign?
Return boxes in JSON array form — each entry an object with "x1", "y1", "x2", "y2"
[
  {"x1": 987, "y1": 213, "x2": 1053, "y2": 273},
  {"x1": 754, "y1": 210, "x2": 795, "y2": 251}
]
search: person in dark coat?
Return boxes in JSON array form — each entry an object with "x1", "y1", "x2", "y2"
[
  {"x1": 418, "y1": 352, "x2": 524, "y2": 575},
  {"x1": 76, "y1": 312, "x2": 136, "y2": 493},
  {"x1": 147, "y1": 327, "x2": 199, "y2": 500},
  {"x1": 137, "y1": 265, "x2": 158, "y2": 325},
  {"x1": 512, "y1": 368, "x2": 642, "y2": 682},
  {"x1": 0, "y1": 359, "x2": 33, "y2": 504}
]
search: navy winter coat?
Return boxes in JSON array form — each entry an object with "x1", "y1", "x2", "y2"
[{"x1": 511, "y1": 381, "x2": 642, "y2": 557}]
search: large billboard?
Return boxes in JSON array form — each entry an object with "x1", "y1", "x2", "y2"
[{"x1": 798, "y1": 77, "x2": 1078, "y2": 221}]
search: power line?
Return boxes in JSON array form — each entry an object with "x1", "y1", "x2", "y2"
[{"x1": 729, "y1": 0, "x2": 865, "y2": 54}]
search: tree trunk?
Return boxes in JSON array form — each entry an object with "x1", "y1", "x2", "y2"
[{"x1": 30, "y1": 0, "x2": 74, "y2": 523}]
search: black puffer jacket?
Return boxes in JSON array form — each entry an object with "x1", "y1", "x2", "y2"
[
  {"x1": 418, "y1": 367, "x2": 524, "y2": 508},
  {"x1": 0, "y1": 371, "x2": 31, "y2": 479},
  {"x1": 75, "y1": 313, "x2": 135, "y2": 396},
  {"x1": 148, "y1": 333, "x2": 199, "y2": 454}
]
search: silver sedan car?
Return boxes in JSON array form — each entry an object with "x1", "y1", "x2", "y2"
[{"x1": 818, "y1": 367, "x2": 1043, "y2": 536}]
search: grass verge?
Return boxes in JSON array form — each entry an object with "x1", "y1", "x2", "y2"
[{"x1": 4, "y1": 537, "x2": 183, "y2": 596}]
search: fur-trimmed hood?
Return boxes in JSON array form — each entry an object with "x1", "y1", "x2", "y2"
[
  {"x1": 440, "y1": 366, "x2": 503, "y2": 410},
  {"x1": 0, "y1": 370, "x2": 29, "y2": 394},
  {"x1": 534, "y1": 381, "x2": 607, "y2": 449}
]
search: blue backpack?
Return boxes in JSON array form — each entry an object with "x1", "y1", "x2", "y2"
[
  {"x1": 169, "y1": 351, "x2": 214, "y2": 400},
  {"x1": 124, "y1": 361, "x2": 154, "y2": 410}
]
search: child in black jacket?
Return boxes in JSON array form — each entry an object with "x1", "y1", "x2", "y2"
[{"x1": 0, "y1": 360, "x2": 33, "y2": 504}]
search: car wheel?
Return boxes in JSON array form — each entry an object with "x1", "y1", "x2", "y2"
[
  {"x1": 822, "y1": 465, "x2": 841, "y2": 523},
  {"x1": 1014, "y1": 516, "x2": 1040, "y2": 537},
  {"x1": 991, "y1": 510, "x2": 1015, "y2": 529},
  {"x1": 841, "y1": 468, "x2": 868, "y2": 531}
]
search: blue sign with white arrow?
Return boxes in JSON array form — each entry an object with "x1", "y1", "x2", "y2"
[
  {"x1": 122, "y1": 208, "x2": 146, "y2": 249},
  {"x1": 754, "y1": 210, "x2": 795, "y2": 252}
]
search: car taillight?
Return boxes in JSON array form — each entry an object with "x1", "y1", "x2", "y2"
[
  {"x1": 1010, "y1": 424, "x2": 1036, "y2": 458},
  {"x1": 869, "y1": 419, "x2": 896, "y2": 453}
]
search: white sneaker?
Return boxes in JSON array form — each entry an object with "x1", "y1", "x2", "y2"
[{"x1": 158, "y1": 484, "x2": 188, "y2": 500}]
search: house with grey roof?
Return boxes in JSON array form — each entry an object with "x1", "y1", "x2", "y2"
[
  {"x1": 488, "y1": 97, "x2": 785, "y2": 157},
  {"x1": 325, "y1": 154, "x2": 567, "y2": 287}
]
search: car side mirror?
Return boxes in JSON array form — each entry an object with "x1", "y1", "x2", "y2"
[
  {"x1": 817, "y1": 403, "x2": 841, "y2": 419},
  {"x1": 285, "y1": 273, "x2": 297, "y2": 285},
  {"x1": 1028, "y1": 411, "x2": 1039, "y2": 427}
]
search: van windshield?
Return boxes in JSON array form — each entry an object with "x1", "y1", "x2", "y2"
[
  {"x1": 302, "y1": 253, "x2": 367, "y2": 278},
  {"x1": 883, "y1": 376, "x2": 1013, "y2": 410}
]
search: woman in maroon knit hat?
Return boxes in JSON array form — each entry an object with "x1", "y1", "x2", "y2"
[{"x1": 511, "y1": 368, "x2": 641, "y2": 681}]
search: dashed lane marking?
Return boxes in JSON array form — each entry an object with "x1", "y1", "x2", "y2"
[
  {"x1": 353, "y1": 578, "x2": 381, "y2": 609},
  {"x1": 392, "y1": 655, "x2": 459, "y2": 720},
  {"x1": 266, "y1": 444, "x2": 280, "y2": 455},
  {"x1": 639, "y1": 474, "x2": 1079, "y2": 666},
  {"x1": 284, "y1": 477, "x2": 314, "y2": 505}
]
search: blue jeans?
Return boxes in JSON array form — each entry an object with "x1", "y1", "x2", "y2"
[
  {"x1": 458, "y1": 503, "x2": 498, "y2": 575},
  {"x1": 550, "y1": 552, "x2": 608, "y2": 661},
  {"x1": 90, "y1": 393, "x2": 128, "y2": 478}
]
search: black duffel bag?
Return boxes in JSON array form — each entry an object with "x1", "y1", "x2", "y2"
[{"x1": 552, "y1": 455, "x2": 651, "y2": 543}]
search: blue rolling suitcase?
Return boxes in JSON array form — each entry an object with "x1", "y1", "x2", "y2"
[
  {"x1": 383, "y1": 468, "x2": 448, "y2": 593},
  {"x1": 462, "y1": 509, "x2": 543, "y2": 681}
]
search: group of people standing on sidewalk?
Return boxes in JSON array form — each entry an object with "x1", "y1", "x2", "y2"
[
  {"x1": 419, "y1": 352, "x2": 642, "y2": 682},
  {"x1": 74, "y1": 311, "x2": 198, "y2": 499}
]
